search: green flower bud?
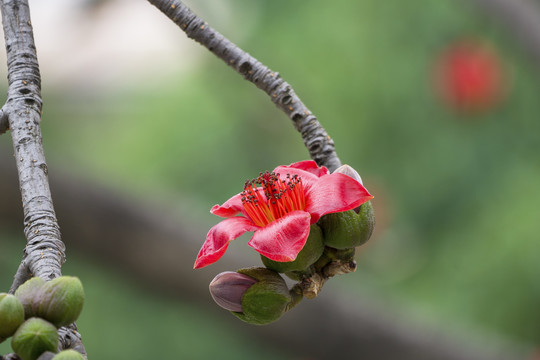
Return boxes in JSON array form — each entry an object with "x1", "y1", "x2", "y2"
[
  {"x1": 318, "y1": 201, "x2": 375, "y2": 249},
  {"x1": 15, "y1": 277, "x2": 46, "y2": 319},
  {"x1": 11, "y1": 318, "x2": 58, "y2": 360},
  {"x1": 34, "y1": 276, "x2": 85, "y2": 328},
  {"x1": 260, "y1": 224, "x2": 324, "y2": 273},
  {"x1": 231, "y1": 267, "x2": 291, "y2": 325},
  {"x1": 0, "y1": 293, "x2": 25, "y2": 338},
  {"x1": 51, "y1": 349, "x2": 85, "y2": 360},
  {"x1": 209, "y1": 271, "x2": 258, "y2": 312}
]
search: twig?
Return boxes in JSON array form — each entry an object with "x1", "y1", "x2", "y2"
[
  {"x1": 0, "y1": 0, "x2": 85, "y2": 356},
  {"x1": 147, "y1": 0, "x2": 342, "y2": 171}
]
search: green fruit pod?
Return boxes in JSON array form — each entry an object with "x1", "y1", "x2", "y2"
[
  {"x1": 52, "y1": 349, "x2": 85, "y2": 360},
  {"x1": 261, "y1": 224, "x2": 324, "y2": 273},
  {"x1": 318, "y1": 202, "x2": 375, "y2": 249},
  {"x1": 0, "y1": 293, "x2": 25, "y2": 339},
  {"x1": 11, "y1": 317, "x2": 59, "y2": 360},
  {"x1": 34, "y1": 276, "x2": 85, "y2": 328},
  {"x1": 232, "y1": 267, "x2": 291, "y2": 325},
  {"x1": 15, "y1": 277, "x2": 46, "y2": 319}
]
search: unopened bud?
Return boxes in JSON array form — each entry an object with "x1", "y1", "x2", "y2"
[
  {"x1": 333, "y1": 164, "x2": 363, "y2": 185},
  {"x1": 209, "y1": 271, "x2": 257, "y2": 312},
  {"x1": 51, "y1": 349, "x2": 85, "y2": 360},
  {"x1": 0, "y1": 293, "x2": 25, "y2": 339},
  {"x1": 33, "y1": 276, "x2": 85, "y2": 328},
  {"x1": 232, "y1": 267, "x2": 291, "y2": 325},
  {"x1": 11, "y1": 318, "x2": 58, "y2": 360},
  {"x1": 318, "y1": 201, "x2": 375, "y2": 249},
  {"x1": 14, "y1": 277, "x2": 46, "y2": 319}
]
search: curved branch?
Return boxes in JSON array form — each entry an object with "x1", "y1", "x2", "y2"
[
  {"x1": 0, "y1": 0, "x2": 85, "y2": 355},
  {"x1": 147, "y1": 0, "x2": 342, "y2": 171},
  {"x1": 1, "y1": 0, "x2": 62, "y2": 282}
]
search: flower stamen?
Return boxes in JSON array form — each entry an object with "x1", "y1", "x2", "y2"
[{"x1": 241, "y1": 171, "x2": 305, "y2": 227}]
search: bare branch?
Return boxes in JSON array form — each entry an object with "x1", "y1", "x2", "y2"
[
  {"x1": 0, "y1": 0, "x2": 85, "y2": 355},
  {"x1": 1, "y1": 0, "x2": 63, "y2": 282},
  {"x1": 147, "y1": 0, "x2": 342, "y2": 171}
]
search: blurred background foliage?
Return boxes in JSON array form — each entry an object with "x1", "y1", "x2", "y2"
[{"x1": 1, "y1": 0, "x2": 539, "y2": 357}]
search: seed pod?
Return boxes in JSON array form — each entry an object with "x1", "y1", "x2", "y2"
[
  {"x1": 51, "y1": 350, "x2": 85, "y2": 360},
  {"x1": 33, "y1": 276, "x2": 85, "y2": 328},
  {"x1": 0, "y1": 293, "x2": 25, "y2": 339},
  {"x1": 231, "y1": 267, "x2": 291, "y2": 325},
  {"x1": 318, "y1": 201, "x2": 375, "y2": 249},
  {"x1": 261, "y1": 224, "x2": 324, "y2": 273},
  {"x1": 11, "y1": 318, "x2": 58, "y2": 360},
  {"x1": 15, "y1": 277, "x2": 46, "y2": 319}
]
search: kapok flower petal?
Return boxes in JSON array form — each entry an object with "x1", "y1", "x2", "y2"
[
  {"x1": 248, "y1": 210, "x2": 311, "y2": 262},
  {"x1": 210, "y1": 193, "x2": 245, "y2": 218},
  {"x1": 287, "y1": 160, "x2": 329, "y2": 177},
  {"x1": 194, "y1": 217, "x2": 259, "y2": 269},
  {"x1": 272, "y1": 164, "x2": 321, "y2": 188},
  {"x1": 305, "y1": 173, "x2": 373, "y2": 223}
]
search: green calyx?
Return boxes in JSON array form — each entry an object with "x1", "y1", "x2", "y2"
[
  {"x1": 36, "y1": 276, "x2": 85, "y2": 328},
  {"x1": 232, "y1": 267, "x2": 291, "y2": 325},
  {"x1": 0, "y1": 293, "x2": 25, "y2": 339},
  {"x1": 318, "y1": 201, "x2": 375, "y2": 249},
  {"x1": 260, "y1": 224, "x2": 325, "y2": 273},
  {"x1": 52, "y1": 349, "x2": 85, "y2": 359},
  {"x1": 11, "y1": 318, "x2": 58, "y2": 360},
  {"x1": 15, "y1": 276, "x2": 85, "y2": 328},
  {"x1": 15, "y1": 277, "x2": 46, "y2": 319}
]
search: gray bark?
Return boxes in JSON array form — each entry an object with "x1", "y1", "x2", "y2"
[
  {"x1": 147, "y1": 0, "x2": 342, "y2": 171},
  {"x1": 0, "y1": 0, "x2": 85, "y2": 356},
  {"x1": 1, "y1": 0, "x2": 63, "y2": 286}
]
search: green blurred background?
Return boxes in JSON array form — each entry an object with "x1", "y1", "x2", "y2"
[{"x1": 1, "y1": 0, "x2": 539, "y2": 358}]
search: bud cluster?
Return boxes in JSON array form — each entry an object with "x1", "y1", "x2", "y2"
[
  {"x1": 208, "y1": 165, "x2": 375, "y2": 325},
  {"x1": 0, "y1": 276, "x2": 85, "y2": 360}
]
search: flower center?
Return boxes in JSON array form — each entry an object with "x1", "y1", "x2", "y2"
[{"x1": 241, "y1": 171, "x2": 306, "y2": 227}]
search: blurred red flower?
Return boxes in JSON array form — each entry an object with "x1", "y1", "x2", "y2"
[{"x1": 433, "y1": 39, "x2": 506, "y2": 113}]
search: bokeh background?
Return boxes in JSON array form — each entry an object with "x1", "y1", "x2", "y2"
[{"x1": 1, "y1": 0, "x2": 539, "y2": 358}]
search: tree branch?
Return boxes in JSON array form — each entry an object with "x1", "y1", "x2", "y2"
[
  {"x1": 1, "y1": 0, "x2": 62, "y2": 282},
  {"x1": 147, "y1": 0, "x2": 342, "y2": 171},
  {"x1": 0, "y1": 0, "x2": 85, "y2": 356}
]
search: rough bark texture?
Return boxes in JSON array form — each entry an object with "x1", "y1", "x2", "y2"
[
  {"x1": 1, "y1": 0, "x2": 63, "y2": 284},
  {"x1": 0, "y1": 155, "x2": 529, "y2": 360},
  {"x1": 0, "y1": 0, "x2": 85, "y2": 356},
  {"x1": 147, "y1": 0, "x2": 342, "y2": 171}
]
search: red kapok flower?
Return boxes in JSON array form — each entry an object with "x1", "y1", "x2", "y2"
[
  {"x1": 194, "y1": 161, "x2": 373, "y2": 269},
  {"x1": 432, "y1": 39, "x2": 506, "y2": 113}
]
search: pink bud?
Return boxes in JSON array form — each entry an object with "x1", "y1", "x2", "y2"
[{"x1": 209, "y1": 271, "x2": 257, "y2": 312}]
